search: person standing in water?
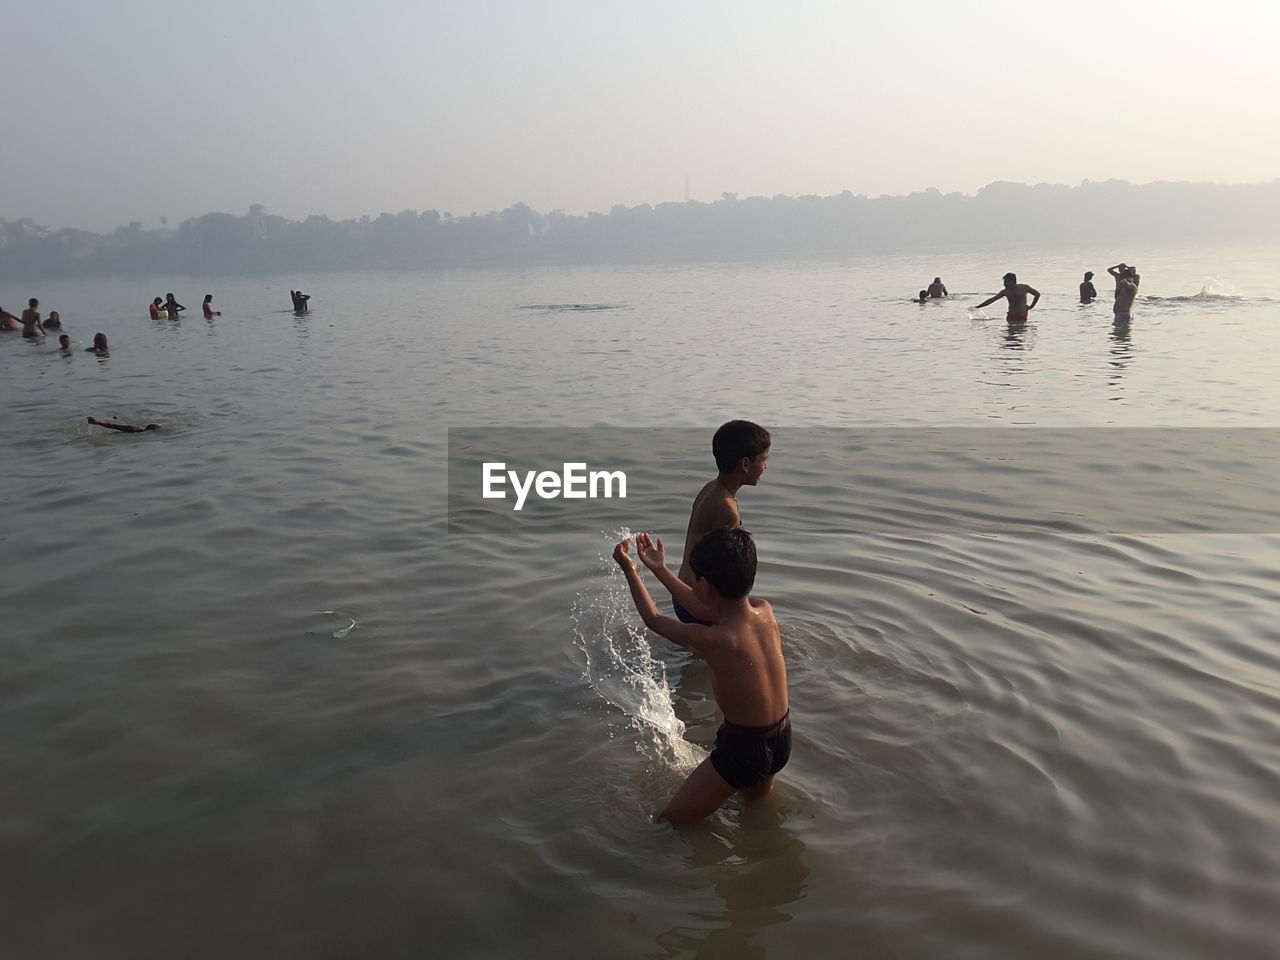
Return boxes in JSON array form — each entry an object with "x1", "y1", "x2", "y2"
[
  {"x1": 1080, "y1": 272, "x2": 1098, "y2": 304},
  {"x1": 290, "y1": 289, "x2": 311, "y2": 312},
  {"x1": 975, "y1": 273, "x2": 1041, "y2": 323},
  {"x1": 613, "y1": 528, "x2": 790, "y2": 824},
  {"x1": 927, "y1": 277, "x2": 948, "y2": 298},
  {"x1": 202, "y1": 294, "x2": 221, "y2": 317},
  {"x1": 1112, "y1": 266, "x2": 1140, "y2": 323},
  {"x1": 164, "y1": 293, "x2": 185, "y2": 318},
  {"x1": 20, "y1": 299, "x2": 46, "y2": 338},
  {"x1": 666, "y1": 420, "x2": 771, "y2": 625},
  {"x1": 149, "y1": 297, "x2": 164, "y2": 319}
]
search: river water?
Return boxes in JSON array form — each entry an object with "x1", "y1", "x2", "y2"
[{"x1": 2, "y1": 244, "x2": 1278, "y2": 959}]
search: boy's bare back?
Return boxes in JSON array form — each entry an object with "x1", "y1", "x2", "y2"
[
  {"x1": 679, "y1": 479, "x2": 740, "y2": 580},
  {"x1": 695, "y1": 596, "x2": 788, "y2": 727}
]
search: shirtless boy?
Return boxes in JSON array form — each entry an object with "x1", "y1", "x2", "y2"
[
  {"x1": 1109, "y1": 264, "x2": 1140, "y2": 322},
  {"x1": 613, "y1": 528, "x2": 790, "y2": 824},
  {"x1": 20, "y1": 299, "x2": 46, "y2": 338},
  {"x1": 1080, "y1": 272, "x2": 1098, "y2": 304},
  {"x1": 975, "y1": 273, "x2": 1041, "y2": 322},
  {"x1": 0, "y1": 306, "x2": 20, "y2": 331},
  {"x1": 202, "y1": 294, "x2": 221, "y2": 317},
  {"x1": 673, "y1": 420, "x2": 771, "y2": 624}
]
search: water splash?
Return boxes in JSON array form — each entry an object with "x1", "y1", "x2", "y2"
[
  {"x1": 1195, "y1": 276, "x2": 1241, "y2": 299},
  {"x1": 571, "y1": 528, "x2": 705, "y2": 773}
]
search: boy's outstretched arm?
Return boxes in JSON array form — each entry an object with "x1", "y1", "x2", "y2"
[
  {"x1": 613, "y1": 539, "x2": 710, "y2": 652},
  {"x1": 635, "y1": 533, "x2": 716, "y2": 622},
  {"x1": 974, "y1": 291, "x2": 1005, "y2": 310}
]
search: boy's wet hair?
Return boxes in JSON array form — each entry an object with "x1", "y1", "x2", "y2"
[
  {"x1": 712, "y1": 420, "x2": 771, "y2": 473},
  {"x1": 689, "y1": 526, "x2": 757, "y2": 599}
]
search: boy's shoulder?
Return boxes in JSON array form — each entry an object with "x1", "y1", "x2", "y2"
[{"x1": 690, "y1": 478, "x2": 739, "y2": 524}]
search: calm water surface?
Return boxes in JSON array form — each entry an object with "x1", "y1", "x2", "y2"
[{"x1": 2, "y1": 244, "x2": 1278, "y2": 959}]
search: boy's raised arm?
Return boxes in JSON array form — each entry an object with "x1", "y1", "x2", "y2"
[
  {"x1": 613, "y1": 539, "x2": 711, "y2": 651},
  {"x1": 636, "y1": 533, "x2": 717, "y2": 622}
]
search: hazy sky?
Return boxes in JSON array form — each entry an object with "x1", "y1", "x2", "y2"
[{"x1": 6, "y1": 0, "x2": 1278, "y2": 232}]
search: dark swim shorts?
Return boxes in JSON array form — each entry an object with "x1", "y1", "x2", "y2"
[
  {"x1": 672, "y1": 597, "x2": 713, "y2": 626},
  {"x1": 709, "y1": 712, "x2": 792, "y2": 789}
]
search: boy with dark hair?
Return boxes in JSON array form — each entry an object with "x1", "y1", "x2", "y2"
[
  {"x1": 613, "y1": 527, "x2": 790, "y2": 824},
  {"x1": 671, "y1": 420, "x2": 771, "y2": 624}
]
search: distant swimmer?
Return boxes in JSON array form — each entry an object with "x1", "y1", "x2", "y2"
[
  {"x1": 1080, "y1": 272, "x2": 1098, "y2": 304},
  {"x1": 20, "y1": 299, "x2": 46, "y2": 338},
  {"x1": 927, "y1": 277, "x2": 948, "y2": 298},
  {"x1": 149, "y1": 297, "x2": 164, "y2": 319},
  {"x1": 0, "y1": 306, "x2": 20, "y2": 331},
  {"x1": 202, "y1": 294, "x2": 221, "y2": 317},
  {"x1": 1111, "y1": 265, "x2": 1140, "y2": 323},
  {"x1": 86, "y1": 332, "x2": 109, "y2": 355},
  {"x1": 58, "y1": 334, "x2": 72, "y2": 351},
  {"x1": 614, "y1": 527, "x2": 790, "y2": 824},
  {"x1": 975, "y1": 272, "x2": 1041, "y2": 322},
  {"x1": 44, "y1": 310, "x2": 63, "y2": 328},
  {"x1": 915, "y1": 289, "x2": 930, "y2": 303},
  {"x1": 290, "y1": 289, "x2": 311, "y2": 312},
  {"x1": 164, "y1": 293, "x2": 186, "y2": 318},
  {"x1": 87, "y1": 417, "x2": 159, "y2": 433}
]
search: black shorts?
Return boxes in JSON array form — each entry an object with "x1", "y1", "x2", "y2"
[
  {"x1": 709, "y1": 712, "x2": 791, "y2": 789},
  {"x1": 672, "y1": 597, "x2": 713, "y2": 626}
]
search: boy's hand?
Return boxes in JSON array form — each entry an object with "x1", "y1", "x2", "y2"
[
  {"x1": 613, "y1": 538, "x2": 636, "y2": 570},
  {"x1": 636, "y1": 532, "x2": 667, "y2": 572}
]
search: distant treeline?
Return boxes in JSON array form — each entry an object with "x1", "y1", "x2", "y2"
[{"x1": 4, "y1": 180, "x2": 1279, "y2": 280}]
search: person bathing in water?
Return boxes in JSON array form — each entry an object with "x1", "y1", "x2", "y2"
[
  {"x1": 164, "y1": 293, "x2": 185, "y2": 318},
  {"x1": 20, "y1": 298, "x2": 46, "y2": 338},
  {"x1": 613, "y1": 527, "x2": 790, "y2": 824},
  {"x1": 1080, "y1": 272, "x2": 1098, "y2": 304},
  {"x1": 975, "y1": 272, "x2": 1041, "y2": 322},
  {"x1": 670, "y1": 420, "x2": 771, "y2": 625},
  {"x1": 203, "y1": 294, "x2": 221, "y2": 317},
  {"x1": 1110, "y1": 264, "x2": 1140, "y2": 322},
  {"x1": 87, "y1": 417, "x2": 159, "y2": 433}
]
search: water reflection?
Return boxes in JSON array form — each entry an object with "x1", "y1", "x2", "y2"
[
  {"x1": 651, "y1": 803, "x2": 808, "y2": 960},
  {"x1": 1107, "y1": 318, "x2": 1134, "y2": 397},
  {"x1": 1000, "y1": 320, "x2": 1029, "y2": 351}
]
